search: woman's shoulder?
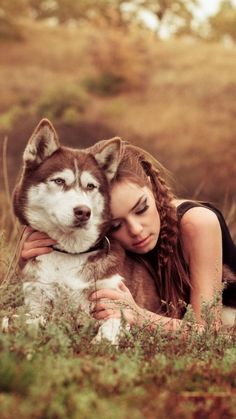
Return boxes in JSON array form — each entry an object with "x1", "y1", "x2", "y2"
[
  {"x1": 173, "y1": 199, "x2": 220, "y2": 239},
  {"x1": 175, "y1": 201, "x2": 222, "y2": 265},
  {"x1": 180, "y1": 206, "x2": 220, "y2": 237}
]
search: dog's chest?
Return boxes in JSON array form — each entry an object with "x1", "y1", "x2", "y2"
[
  {"x1": 22, "y1": 249, "x2": 123, "y2": 317},
  {"x1": 24, "y1": 251, "x2": 96, "y2": 291}
]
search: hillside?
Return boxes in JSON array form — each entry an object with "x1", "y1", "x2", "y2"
[{"x1": 0, "y1": 21, "x2": 236, "y2": 217}]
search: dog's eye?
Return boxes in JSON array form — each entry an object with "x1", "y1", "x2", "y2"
[
  {"x1": 52, "y1": 178, "x2": 65, "y2": 186},
  {"x1": 86, "y1": 183, "x2": 96, "y2": 190}
]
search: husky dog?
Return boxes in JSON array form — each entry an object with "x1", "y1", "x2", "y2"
[{"x1": 14, "y1": 119, "x2": 161, "y2": 343}]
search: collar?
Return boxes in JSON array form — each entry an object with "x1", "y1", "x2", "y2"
[{"x1": 52, "y1": 236, "x2": 111, "y2": 256}]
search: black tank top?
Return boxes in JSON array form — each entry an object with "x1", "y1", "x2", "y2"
[{"x1": 177, "y1": 201, "x2": 236, "y2": 307}]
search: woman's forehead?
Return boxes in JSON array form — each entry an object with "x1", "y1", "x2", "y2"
[
  {"x1": 111, "y1": 180, "x2": 146, "y2": 197},
  {"x1": 110, "y1": 181, "x2": 151, "y2": 217}
]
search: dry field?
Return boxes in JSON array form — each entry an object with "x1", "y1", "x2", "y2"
[{"x1": 0, "y1": 21, "x2": 235, "y2": 211}]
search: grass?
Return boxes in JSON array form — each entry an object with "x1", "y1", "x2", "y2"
[
  {"x1": 0, "y1": 275, "x2": 236, "y2": 419},
  {"x1": 0, "y1": 20, "x2": 236, "y2": 418},
  {"x1": 0, "y1": 286, "x2": 236, "y2": 418}
]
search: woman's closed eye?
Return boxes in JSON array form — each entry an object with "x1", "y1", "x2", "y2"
[
  {"x1": 135, "y1": 199, "x2": 149, "y2": 215},
  {"x1": 110, "y1": 199, "x2": 149, "y2": 232},
  {"x1": 110, "y1": 221, "x2": 122, "y2": 232}
]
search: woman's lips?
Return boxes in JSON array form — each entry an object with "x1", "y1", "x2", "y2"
[{"x1": 133, "y1": 235, "x2": 152, "y2": 248}]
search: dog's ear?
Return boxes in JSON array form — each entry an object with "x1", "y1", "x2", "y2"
[
  {"x1": 23, "y1": 119, "x2": 60, "y2": 168},
  {"x1": 94, "y1": 138, "x2": 121, "y2": 181}
]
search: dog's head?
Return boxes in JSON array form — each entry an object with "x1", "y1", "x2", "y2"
[{"x1": 14, "y1": 119, "x2": 121, "y2": 253}]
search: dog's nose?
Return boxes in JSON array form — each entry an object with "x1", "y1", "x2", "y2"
[{"x1": 73, "y1": 205, "x2": 91, "y2": 222}]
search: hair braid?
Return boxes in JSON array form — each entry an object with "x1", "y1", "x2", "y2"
[
  {"x1": 141, "y1": 160, "x2": 178, "y2": 267},
  {"x1": 141, "y1": 158, "x2": 191, "y2": 316}
]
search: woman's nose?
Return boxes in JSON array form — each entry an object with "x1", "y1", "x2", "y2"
[{"x1": 128, "y1": 220, "x2": 143, "y2": 237}]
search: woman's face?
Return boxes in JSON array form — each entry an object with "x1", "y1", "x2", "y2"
[{"x1": 109, "y1": 181, "x2": 161, "y2": 254}]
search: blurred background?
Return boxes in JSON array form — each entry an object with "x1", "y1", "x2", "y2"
[{"x1": 0, "y1": 0, "x2": 236, "y2": 228}]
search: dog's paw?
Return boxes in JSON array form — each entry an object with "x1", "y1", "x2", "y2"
[
  {"x1": 92, "y1": 318, "x2": 121, "y2": 345},
  {"x1": 91, "y1": 331, "x2": 119, "y2": 346}
]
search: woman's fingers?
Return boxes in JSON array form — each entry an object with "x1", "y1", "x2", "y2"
[
  {"x1": 91, "y1": 299, "x2": 129, "y2": 313},
  {"x1": 22, "y1": 226, "x2": 34, "y2": 236},
  {"x1": 89, "y1": 283, "x2": 133, "y2": 304},
  {"x1": 23, "y1": 238, "x2": 57, "y2": 250},
  {"x1": 22, "y1": 226, "x2": 55, "y2": 243},
  {"x1": 28, "y1": 233, "x2": 54, "y2": 242},
  {"x1": 90, "y1": 282, "x2": 129, "y2": 301},
  {"x1": 90, "y1": 289, "x2": 124, "y2": 301},
  {"x1": 21, "y1": 246, "x2": 54, "y2": 260},
  {"x1": 20, "y1": 226, "x2": 57, "y2": 261},
  {"x1": 25, "y1": 230, "x2": 54, "y2": 243},
  {"x1": 118, "y1": 281, "x2": 129, "y2": 292},
  {"x1": 92, "y1": 308, "x2": 121, "y2": 320},
  {"x1": 89, "y1": 283, "x2": 138, "y2": 325},
  {"x1": 89, "y1": 284, "x2": 138, "y2": 325}
]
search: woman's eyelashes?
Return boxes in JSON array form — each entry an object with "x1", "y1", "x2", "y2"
[
  {"x1": 110, "y1": 221, "x2": 122, "y2": 232},
  {"x1": 110, "y1": 199, "x2": 149, "y2": 232},
  {"x1": 135, "y1": 199, "x2": 149, "y2": 214}
]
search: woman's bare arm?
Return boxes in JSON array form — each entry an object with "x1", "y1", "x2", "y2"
[
  {"x1": 89, "y1": 282, "x2": 182, "y2": 332},
  {"x1": 180, "y1": 207, "x2": 223, "y2": 324}
]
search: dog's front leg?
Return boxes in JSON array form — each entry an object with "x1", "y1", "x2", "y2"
[
  {"x1": 90, "y1": 274, "x2": 128, "y2": 344},
  {"x1": 94, "y1": 318, "x2": 122, "y2": 345}
]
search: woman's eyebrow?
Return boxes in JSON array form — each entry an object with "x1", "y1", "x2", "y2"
[{"x1": 130, "y1": 195, "x2": 145, "y2": 212}]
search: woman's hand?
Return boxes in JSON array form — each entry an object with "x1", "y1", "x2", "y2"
[
  {"x1": 89, "y1": 282, "x2": 142, "y2": 326},
  {"x1": 19, "y1": 226, "x2": 57, "y2": 267}
]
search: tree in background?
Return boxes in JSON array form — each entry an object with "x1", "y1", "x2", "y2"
[
  {"x1": 1, "y1": 0, "x2": 198, "y2": 34},
  {"x1": 208, "y1": 0, "x2": 236, "y2": 41},
  {"x1": 131, "y1": 0, "x2": 199, "y2": 36},
  {"x1": 37, "y1": 0, "x2": 198, "y2": 34},
  {"x1": 0, "y1": 0, "x2": 29, "y2": 39},
  {"x1": 28, "y1": 0, "x2": 96, "y2": 23},
  {"x1": 26, "y1": 0, "x2": 130, "y2": 27},
  {"x1": 1, "y1": 0, "x2": 236, "y2": 41},
  {"x1": 0, "y1": 0, "x2": 28, "y2": 17}
]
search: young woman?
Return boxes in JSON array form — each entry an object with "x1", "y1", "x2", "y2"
[{"x1": 20, "y1": 140, "x2": 236, "y2": 331}]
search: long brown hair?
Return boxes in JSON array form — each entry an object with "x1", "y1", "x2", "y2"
[{"x1": 90, "y1": 138, "x2": 191, "y2": 317}]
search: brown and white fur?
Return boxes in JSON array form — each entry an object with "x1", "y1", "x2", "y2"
[{"x1": 13, "y1": 119, "x2": 161, "y2": 343}]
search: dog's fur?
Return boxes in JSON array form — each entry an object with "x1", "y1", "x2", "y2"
[{"x1": 14, "y1": 119, "x2": 161, "y2": 343}]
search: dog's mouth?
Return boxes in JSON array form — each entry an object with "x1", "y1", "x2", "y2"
[{"x1": 73, "y1": 220, "x2": 89, "y2": 228}]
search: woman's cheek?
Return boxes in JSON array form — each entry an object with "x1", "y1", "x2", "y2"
[{"x1": 111, "y1": 230, "x2": 127, "y2": 247}]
